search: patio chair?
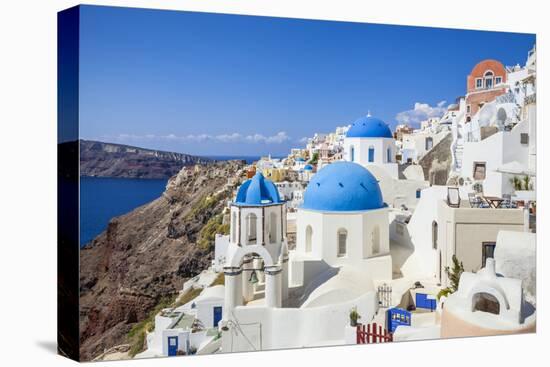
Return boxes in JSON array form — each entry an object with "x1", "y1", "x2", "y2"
[
  {"x1": 469, "y1": 192, "x2": 491, "y2": 208},
  {"x1": 501, "y1": 194, "x2": 517, "y2": 209},
  {"x1": 447, "y1": 187, "x2": 461, "y2": 208},
  {"x1": 468, "y1": 192, "x2": 482, "y2": 208}
]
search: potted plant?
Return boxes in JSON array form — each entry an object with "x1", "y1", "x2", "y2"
[{"x1": 349, "y1": 306, "x2": 361, "y2": 327}]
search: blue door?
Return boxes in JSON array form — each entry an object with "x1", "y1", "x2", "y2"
[
  {"x1": 368, "y1": 147, "x2": 375, "y2": 162},
  {"x1": 415, "y1": 293, "x2": 437, "y2": 311},
  {"x1": 386, "y1": 308, "x2": 411, "y2": 333},
  {"x1": 167, "y1": 336, "x2": 178, "y2": 356},
  {"x1": 213, "y1": 306, "x2": 223, "y2": 327}
]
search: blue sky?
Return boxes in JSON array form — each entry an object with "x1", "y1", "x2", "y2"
[{"x1": 79, "y1": 5, "x2": 535, "y2": 156}]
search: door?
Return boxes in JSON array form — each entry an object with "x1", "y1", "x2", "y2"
[
  {"x1": 167, "y1": 336, "x2": 178, "y2": 356},
  {"x1": 213, "y1": 306, "x2": 223, "y2": 327}
]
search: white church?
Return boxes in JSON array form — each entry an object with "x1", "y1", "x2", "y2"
[
  {"x1": 343, "y1": 114, "x2": 399, "y2": 179},
  {"x1": 217, "y1": 161, "x2": 393, "y2": 351}
]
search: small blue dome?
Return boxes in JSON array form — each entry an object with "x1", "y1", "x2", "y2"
[
  {"x1": 234, "y1": 172, "x2": 282, "y2": 206},
  {"x1": 295, "y1": 157, "x2": 305, "y2": 162},
  {"x1": 304, "y1": 164, "x2": 314, "y2": 171},
  {"x1": 301, "y1": 162, "x2": 384, "y2": 212},
  {"x1": 346, "y1": 115, "x2": 393, "y2": 138}
]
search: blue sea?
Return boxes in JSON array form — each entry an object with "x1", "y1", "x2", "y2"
[
  {"x1": 207, "y1": 155, "x2": 285, "y2": 164},
  {"x1": 80, "y1": 177, "x2": 167, "y2": 247},
  {"x1": 79, "y1": 155, "x2": 285, "y2": 247}
]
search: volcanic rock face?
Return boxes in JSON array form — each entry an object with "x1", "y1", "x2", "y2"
[
  {"x1": 418, "y1": 132, "x2": 452, "y2": 185},
  {"x1": 79, "y1": 140, "x2": 212, "y2": 179},
  {"x1": 79, "y1": 161, "x2": 245, "y2": 361}
]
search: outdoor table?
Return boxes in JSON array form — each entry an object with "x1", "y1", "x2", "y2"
[{"x1": 482, "y1": 196, "x2": 504, "y2": 208}]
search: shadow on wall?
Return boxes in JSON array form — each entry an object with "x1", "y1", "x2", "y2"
[{"x1": 288, "y1": 260, "x2": 339, "y2": 307}]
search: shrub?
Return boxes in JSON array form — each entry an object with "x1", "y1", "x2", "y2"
[{"x1": 437, "y1": 255, "x2": 464, "y2": 300}]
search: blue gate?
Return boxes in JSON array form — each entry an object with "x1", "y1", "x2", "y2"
[
  {"x1": 213, "y1": 306, "x2": 223, "y2": 327},
  {"x1": 415, "y1": 293, "x2": 437, "y2": 311},
  {"x1": 386, "y1": 308, "x2": 411, "y2": 333},
  {"x1": 167, "y1": 336, "x2": 178, "y2": 356}
]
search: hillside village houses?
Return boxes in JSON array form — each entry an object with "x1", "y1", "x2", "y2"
[{"x1": 136, "y1": 45, "x2": 536, "y2": 358}]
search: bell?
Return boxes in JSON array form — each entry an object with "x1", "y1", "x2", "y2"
[{"x1": 249, "y1": 270, "x2": 259, "y2": 284}]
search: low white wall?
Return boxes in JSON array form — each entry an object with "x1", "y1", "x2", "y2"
[{"x1": 222, "y1": 292, "x2": 377, "y2": 353}]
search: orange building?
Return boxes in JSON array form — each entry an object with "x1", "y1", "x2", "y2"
[{"x1": 465, "y1": 59, "x2": 507, "y2": 118}]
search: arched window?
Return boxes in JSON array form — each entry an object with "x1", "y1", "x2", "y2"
[
  {"x1": 484, "y1": 71, "x2": 494, "y2": 89},
  {"x1": 269, "y1": 212, "x2": 277, "y2": 244},
  {"x1": 368, "y1": 146, "x2": 375, "y2": 162},
  {"x1": 350, "y1": 145, "x2": 355, "y2": 162},
  {"x1": 372, "y1": 226, "x2": 380, "y2": 255},
  {"x1": 246, "y1": 213, "x2": 257, "y2": 245},
  {"x1": 432, "y1": 221, "x2": 438, "y2": 250},
  {"x1": 472, "y1": 292, "x2": 500, "y2": 315},
  {"x1": 337, "y1": 228, "x2": 347, "y2": 257},
  {"x1": 232, "y1": 212, "x2": 237, "y2": 243},
  {"x1": 305, "y1": 225, "x2": 313, "y2": 253},
  {"x1": 387, "y1": 148, "x2": 392, "y2": 163}
]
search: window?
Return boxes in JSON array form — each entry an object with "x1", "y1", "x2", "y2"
[
  {"x1": 337, "y1": 228, "x2": 347, "y2": 257},
  {"x1": 387, "y1": 148, "x2": 392, "y2": 163},
  {"x1": 520, "y1": 133, "x2": 529, "y2": 145},
  {"x1": 484, "y1": 71, "x2": 494, "y2": 89},
  {"x1": 495, "y1": 76, "x2": 502, "y2": 85},
  {"x1": 416, "y1": 189, "x2": 421, "y2": 199},
  {"x1": 432, "y1": 221, "x2": 438, "y2": 250},
  {"x1": 372, "y1": 226, "x2": 380, "y2": 255},
  {"x1": 482, "y1": 242, "x2": 496, "y2": 267},
  {"x1": 425, "y1": 137, "x2": 433, "y2": 151},
  {"x1": 246, "y1": 213, "x2": 257, "y2": 244},
  {"x1": 269, "y1": 212, "x2": 277, "y2": 244},
  {"x1": 368, "y1": 146, "x2": 375, "y2": 162},
  {"x1": 232, "y1": 212, "x2": 237, "y2": 243},
  {"x1": 476, "y1": 78, "x2": 483, "y2": 89},
  {"x1": 305, "y1": 225, "x2": 313, "y2": 253},
  {"x1": 466, "y1": 105, "x2": 471, "y2": 114},
  {"x1": 350, "y1": 145, "x2": 355, "y2": 162},
  {"x1": 473, "y1": 162, "x2": 486, "y2": 180}
]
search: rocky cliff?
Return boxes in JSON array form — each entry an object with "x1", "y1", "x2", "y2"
[
  {"x1": 80, "y1": 140, "x2": 212, "y2": 179},
  {"x1": 79, "y1": 161, "x2": 245, "y2": 361},
  {"x1": 418, "y1": 132, "x2": 452, "y2": 185}
]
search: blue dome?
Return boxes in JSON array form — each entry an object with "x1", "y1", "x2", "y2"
[
  {"x1": 346, "y1": 116, "x2": 393, "y2": 138},
  {"x1": 304, "y1": 164, "x2": 314, "y2": 171},
  {"x1": 301, "y1": 162, "x2": 384, "y2": 212},
  {"x1": 234, "y1": 172, "x2": 282, "y2": 206}
]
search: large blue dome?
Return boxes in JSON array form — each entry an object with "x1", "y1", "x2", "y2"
[
  {"x1": 346, "y1": 115, "x2": 393, "y2": 138},
  {"x1": 234, "y1": 172, "x2": 282, "y2": 206},
  {"x1": 301, "y1": 162, "x2": 385, "y2": 212}
]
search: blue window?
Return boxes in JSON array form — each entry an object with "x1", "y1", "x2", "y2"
[
  {"x1": 213, "y1": 306, "x2": 223, "y2": 327},
  {"x1": 368, "y1": 147, "x2": 375, "y2": 162},
  {"x1": 387, "y1": 148, "x2": 391, "y2": 163},
  {"x1": 416, "y1": 189, "x2": 421, "y2": 199},
  {"x1": 350, "y1": 146, "x2": 355, "y2": 162}
]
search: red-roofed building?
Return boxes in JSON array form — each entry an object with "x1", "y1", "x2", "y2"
[{"x1": 465, "y1": 59, "x2": 507, "y2": 118}]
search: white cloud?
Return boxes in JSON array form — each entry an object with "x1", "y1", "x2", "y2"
[
  {"x1": 106, "y1": 131, "x2": 291, "y2": 144},
  {"x1": 395, "y1": 101, "x2": 447, "y2": 127}
]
